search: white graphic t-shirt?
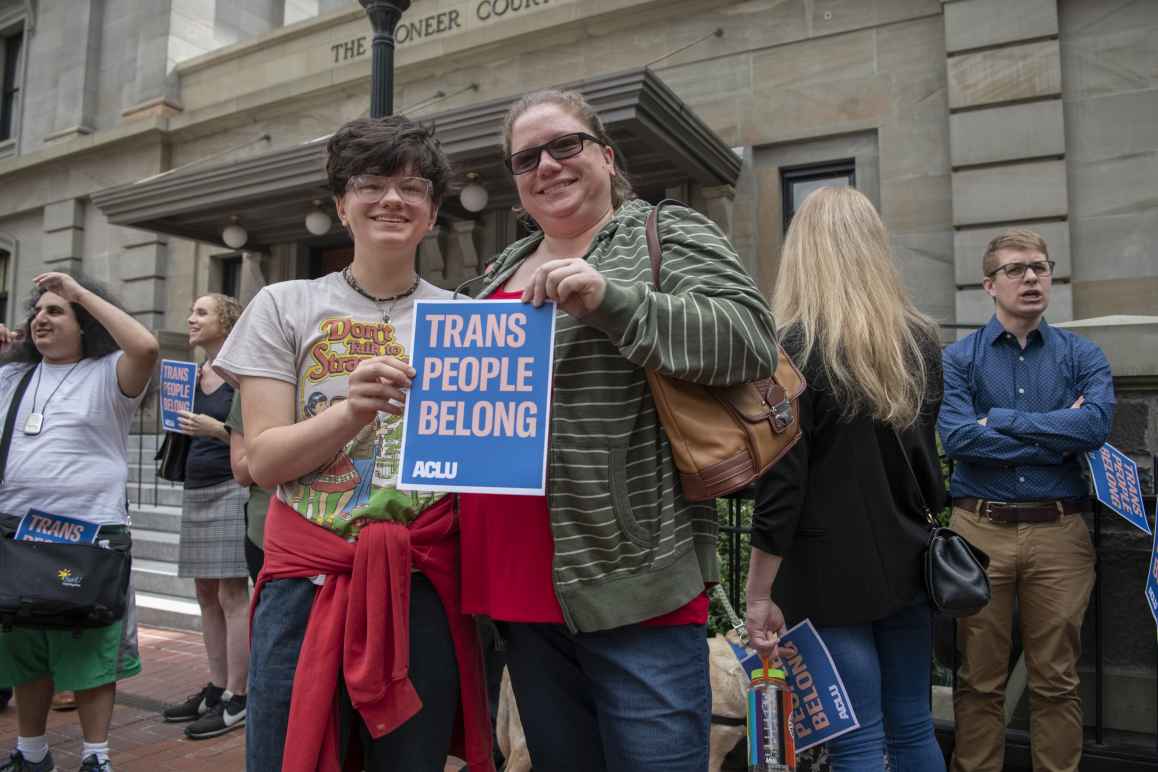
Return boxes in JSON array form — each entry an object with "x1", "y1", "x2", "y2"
[{"x1": 214, "y1": 271, "x2": 450, "y2": 538}]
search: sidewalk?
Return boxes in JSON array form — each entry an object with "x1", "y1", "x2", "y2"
[{"x1": 0, "y1": 626, "x2": 467, "y2": 772}]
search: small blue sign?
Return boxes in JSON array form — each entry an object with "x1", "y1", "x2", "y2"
[
  {"x1": 398, "y1": 299, "x2": 556, "y2": 495},
  {"x1": 15, "y1": 509, "x2": 99, "y2": 545},
  {"x1": 1086, "y1": 443, "x2": 1150, "y2": 534},
  {"x1": 778, "y1": 619, "x2": 860, "y2": 753},
  {"x1": 1145, "y1": 521, "x2": 1158, "y2": 632},
  {"x1": 159, "y1": 359, "x2": 197, "y2": 433}
]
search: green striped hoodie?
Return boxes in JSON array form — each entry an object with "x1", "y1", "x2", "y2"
[{"x1": 476, "y1": 199, "x2": 778, "y2": 632}]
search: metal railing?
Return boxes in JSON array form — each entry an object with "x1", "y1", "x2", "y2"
[
  {"x1": 127, "y1": 398, "x2": 166, "y2": 515},
  {"x1": 716, "y1": 480, "x2": 1158, "y2": 770}
]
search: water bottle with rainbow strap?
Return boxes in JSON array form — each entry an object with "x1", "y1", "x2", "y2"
[{"x1": 747, "y1": 664, "x2": 796, "y2": 771}]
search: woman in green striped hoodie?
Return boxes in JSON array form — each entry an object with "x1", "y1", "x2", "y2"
[{"x1": 457, "y1": 90, "x2": 779, "y2": 772}]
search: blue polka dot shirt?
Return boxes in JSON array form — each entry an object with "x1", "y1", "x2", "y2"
[{"x1": 938, "y1": 315, "x2": 1115, "y2": 502}]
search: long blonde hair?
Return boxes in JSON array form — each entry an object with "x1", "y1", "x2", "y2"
[{"x1": 772, "y1": 187, "x2": 939, "y2": 427}]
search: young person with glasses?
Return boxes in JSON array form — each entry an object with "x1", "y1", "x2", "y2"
[
  {"x1": 212, "y1": 116, "x2": 492, "y2": 772},
  {"x1": 938, "y1": 229, "x2": 1114, "y2": 772},
  {"x1": 456, "y1": 89, "x2": 778, "y2": 772}
]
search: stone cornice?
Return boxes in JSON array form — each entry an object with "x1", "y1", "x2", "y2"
[{"x1": 92, "y1": 68, "x2": 740, "y2": 249}]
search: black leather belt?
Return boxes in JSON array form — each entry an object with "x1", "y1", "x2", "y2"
[{"x1": 953, "y1": 497, "x2": 1090, "y2": 524}]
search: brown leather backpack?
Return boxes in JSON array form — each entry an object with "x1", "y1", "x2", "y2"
[{"x1": 644, "y1": 200, "x2": 805, "y2": 501}]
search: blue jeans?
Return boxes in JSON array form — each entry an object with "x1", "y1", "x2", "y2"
[
  {"x1": 816, "y1": 601, "x2": 946, "y2": 772},
  {"x1": 501, "y1": 621, "x2": 710, "y2": 772},
  {"x1": 246, "y1": 575, "x2": 458, "y2": 772}
]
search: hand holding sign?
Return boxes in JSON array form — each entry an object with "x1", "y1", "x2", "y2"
[
  {"x1": 346, "y1": 355, "x2": 415, "y2": 421},
  {"x1": 521, "y1": 257, "x2": 606, "y2": 317}
]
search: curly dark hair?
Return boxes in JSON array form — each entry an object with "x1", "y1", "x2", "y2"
[
  {"x1": 1, "y1": 274, "x2": 124, "y2": 364},
  {"x1": 325, "y1": 115, "x2": 451, "y2": 204}
]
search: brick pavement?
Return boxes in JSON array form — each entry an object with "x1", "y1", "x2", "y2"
[{"x1": 0, "y1": 626, "x2": 467, "y2": 772}]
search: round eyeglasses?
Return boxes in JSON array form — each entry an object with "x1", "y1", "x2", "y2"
[
  {"x1": 505, "y1": 132, "x2": 604, "y2": 175},
  {"x1": 346, "y1": 175, "x2": 433, "y2": 205}
]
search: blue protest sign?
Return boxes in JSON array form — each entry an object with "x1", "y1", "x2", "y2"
[
  {"x1": 398, "y1": 299, "x2": 555, "y2": 495},
  {"x1": 159, "y1": 359, "x2": 198, "y2": 433},
  {"x1": 778, "y1": 619, "x2": 860, "y2": 753},
  {"x1": 15, "y1": 509, "x2": 99, "y2": 545},
  {"x1": 1086, "y1": 443, "x2": 1150, "y2": 534},
  {"x1": 1146, "y1": 523, "x2": 1158, "y2": 632}
]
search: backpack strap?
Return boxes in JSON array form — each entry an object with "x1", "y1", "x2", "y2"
[{"x1": 0, "y1": 366, "x2": 37, "y2": 486}]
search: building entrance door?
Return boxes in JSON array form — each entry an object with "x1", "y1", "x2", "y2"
[{"x1": 310, "y1": 246, "x2": 353, "y2": 278}]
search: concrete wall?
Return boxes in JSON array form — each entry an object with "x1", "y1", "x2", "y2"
[
  {"x1": 0, "y1": 0, "x2": 1154, "y2": 337},
  {"x1": 164, "y1": 0, "x2": 956, "y2": 324},
  {"x1": 1060, "y1": 0, "x2": 1158, "y2": 318}
]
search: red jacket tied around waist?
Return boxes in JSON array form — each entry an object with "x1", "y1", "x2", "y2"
[{"x1": 253, "y1": 496, "x2": 494, "y2": 772}]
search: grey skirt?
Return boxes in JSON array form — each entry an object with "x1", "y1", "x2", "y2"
[{"x1": 177, "y1": 479, "x2": 249, "y2": 579}]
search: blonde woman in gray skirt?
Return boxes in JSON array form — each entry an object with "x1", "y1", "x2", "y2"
[{"x1": 161, "y1": 293, "x2": 250, "y2": 740}]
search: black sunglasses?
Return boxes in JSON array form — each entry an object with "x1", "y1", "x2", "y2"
[{"x1": 505, "y1": 132, "x2": 604, "y2": 175}]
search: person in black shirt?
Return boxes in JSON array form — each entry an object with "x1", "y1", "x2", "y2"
[
  {"x1": 745, "y1": 187, "x2": 946, "y2": 771},
  {"x1": 161, "y1": 293, "x2": 251, "y2": 740}
]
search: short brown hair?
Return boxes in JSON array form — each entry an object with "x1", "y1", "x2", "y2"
[
  {"x1": 982, "y1": 229, "x2": 1049, "y2": 277},
  {"x1": 325, "y1": 115, "x2": 451, "y2": 203}
]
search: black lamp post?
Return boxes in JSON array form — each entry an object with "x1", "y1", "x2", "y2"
[{"x1": 359, "y1": 0, "x2": 411, "y2": 118}]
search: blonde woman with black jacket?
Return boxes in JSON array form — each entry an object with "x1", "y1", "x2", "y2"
[{"x1": 746, "y1": 187, "x2": 947, "y2": 772}]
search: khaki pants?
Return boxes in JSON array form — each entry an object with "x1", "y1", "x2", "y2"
[{"x1": 949, "y1": 507, "x2": 1095, "y2": 772}]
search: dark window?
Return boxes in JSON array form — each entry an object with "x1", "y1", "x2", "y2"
[
  {"x1": 219, "y1": 256, "x2": 242, "y2": 298},
  {"x1": 780, "y1": 159, "x2": 856, "y2": 230},
  {"x1": 0, "y1": 27, "x2": 23, "y2": 143}
]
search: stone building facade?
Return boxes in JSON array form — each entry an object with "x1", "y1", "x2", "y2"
[
  {"x1": 0, "y1": 0, "x2": 1156, "y2": 764},
  {"x1": 0, "y1": 0, "x2": 1154, "y2": 336}
]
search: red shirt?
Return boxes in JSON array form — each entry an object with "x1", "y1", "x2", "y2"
[{"x1": 458, "y1": 288, "x2": 707, "y2": 627}]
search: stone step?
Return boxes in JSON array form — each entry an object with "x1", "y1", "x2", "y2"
[
  {"x1": 131, "y1": 528, "x2": 180, "y2": 563},
  {"x1": 128, "y1": 485, "x2": 184, "y2": 508},
  {"x1": 127, "y1": 462, "x2": 185, "y2": 486},
  {"x1": 129, "y1": 504, "x2": 183, "y2": 534},
  {"x1": 132, "y1": 558, "x2": 196, "y2": 600},
  {"x1": 135, "y1": 590, "x2": 201, "y2": 632}
]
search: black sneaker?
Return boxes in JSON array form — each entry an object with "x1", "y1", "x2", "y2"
[
  {"x1": 184, "y1": 693, "x2": 246, "y2": 740},
  {"x1": 0, "y1": 749, "x2": 57, "y2": 771},
  {"x1": 161, "y1": 683, "x2": 223, "y2": 723},
  {"x1": 77, "y1": 756, "x2": 111, "y2": 771}
]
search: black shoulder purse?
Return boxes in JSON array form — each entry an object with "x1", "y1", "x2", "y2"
[
  {"x1": 155, "y1": 431, "x2": 190, "y2": 483},
  {"x1": 892, "y1": 429, "x2": 992, "y2": 618},
  {"x1": 0, "y1": 365, "x2": 132, "y2": 632}
]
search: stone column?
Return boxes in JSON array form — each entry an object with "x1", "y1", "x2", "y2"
[
  {"x1": 238, "y1": 250, "x2": 267, "y2": 305},
  {"x1": 42, "y1": 200, "x2": 85, "y2": 275},
  {"x1": 446, "y1": 219, "x2": 480, "y2": 287},
  {"x1": 44, "y1": 0, "x2": 102, "y2": 142},
  {"x1": 418, "y1": 225, "x2": 447, "y2": 287},
  {"x1": 117, "y1": 227, "x2": 168, "y2": 330},
  {"x1": 943, "y1": 0, "x2": 1072, "y2": 324},
  {"x1": 699, "y1": 184, "x2": 736, "y2": 238}
]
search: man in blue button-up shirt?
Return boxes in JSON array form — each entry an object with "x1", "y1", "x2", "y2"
[{"x1": 939, "y1": 229, "x2": 1114, "y2": 772}]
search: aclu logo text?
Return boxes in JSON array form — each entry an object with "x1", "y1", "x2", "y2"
[{"x1": 411, "y1": 460, "x2": 459, "y2": 480}]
